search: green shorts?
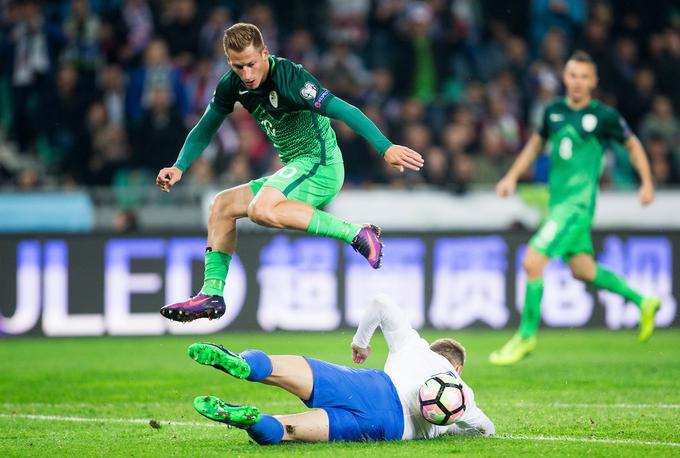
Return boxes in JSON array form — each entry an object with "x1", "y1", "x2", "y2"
[
  {"x1": 249, "y1": 160, "x2": 344, "y2": 209},
  {"x1": 529, "y1": 206, "x2": 594, "y2": 260}
]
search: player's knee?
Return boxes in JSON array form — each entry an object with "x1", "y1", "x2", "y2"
[
  {"x1": 522, "y1": 256, "x2": 535, "y2": 275},
  {"x1": 522, "y1": 255, "x2": 543, "y2": 279},
  {"x1": 248, "y1": 201, "x2": 278, "y2": 227},
  {"x1": 571, "y1": 270, "x2": 587, "y2": 281},
  {"x1": 210, "y1": 190, "x2": 238, "y2": 219},
  {"x1": 570, "y1": 266, "x2": 592, "y2": 282}
]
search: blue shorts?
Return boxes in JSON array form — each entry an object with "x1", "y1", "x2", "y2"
[{"x1": 302, "y1": 358, "x2": 404, "y2": 442}]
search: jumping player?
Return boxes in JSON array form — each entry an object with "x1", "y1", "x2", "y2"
[
  {"x1": 490, "y1": 51, "x2": 661, "y2": 366},
  {"x1": 157, "y1": 23, "x2": 424, "y2": 322},
  {"x1": 188, "y1": 294, "x2": 494, "y2": 444}
]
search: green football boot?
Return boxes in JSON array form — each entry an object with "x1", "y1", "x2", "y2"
[
  {"x1": 187, "y1": 343, "x2": 251, "y2": 379},
  {"x1": 639, "y1": 297, "x2": 661, "y2": 343},
  {"x1": 193, "y1": 395, "x2": 261, "y2": 428},
  {"x1": 489, "y1": 334, "x2": 537, "y2": 366}
]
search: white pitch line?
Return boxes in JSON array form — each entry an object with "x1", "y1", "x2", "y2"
[
  {"x1": 1, "y1": 413, "x2": 679, "y2": 448},
  {"x1": 505, "y1": 402, "x2": 680, "y2": 410},
  {"x1": 496, "y1": 435, "x2": 680, "y2": 448},
  {"x1": 0, "y1": 413, "x2": 221, "y2": 429}
]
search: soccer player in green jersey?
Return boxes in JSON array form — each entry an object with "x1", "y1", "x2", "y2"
[
  {"x1": 157, "y1": 23, "x2": 424, "y2": 322},
  {"x1": 489, "y1": 51, "x2": 661, "y2": 366}
]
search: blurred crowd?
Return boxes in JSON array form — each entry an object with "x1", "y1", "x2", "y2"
[{"x1": 1, "y1": 0, "x2": 679, "y2": 194}]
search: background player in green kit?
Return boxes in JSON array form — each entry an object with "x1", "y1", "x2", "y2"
[
  {"x1": 489, "y1": 51, "x2": 660, "y2": 366},
  {"x1": 156, "y1": 23, "x2": 424, "y2": 322}
]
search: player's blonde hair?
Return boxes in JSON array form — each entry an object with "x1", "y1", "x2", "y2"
[
  {"x1": 430, "y1": 338, "x2": 466, "y2": 369},
  {"x1": 223, "y1": 23, "x2": 265, "y2": 53},
  {"x1": 567, "y1": 50, "x2": 598, "y2": 75}
]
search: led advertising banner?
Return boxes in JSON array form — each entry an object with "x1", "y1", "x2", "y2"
[{"x1": 0, "y1": 232, "x2": 676, "y2": 336}]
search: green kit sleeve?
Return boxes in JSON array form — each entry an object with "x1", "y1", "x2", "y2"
[
  {"x1": 172, "y1": 105, "x2": 225, "y2": 172},
  {"x1": 325, "y1": 97, "x2": 392, "y2": 156}
]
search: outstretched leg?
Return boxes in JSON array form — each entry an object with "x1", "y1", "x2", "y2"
[
  {"x1": 193, "y1": 395, "x2": 329, "y2": 444},
  {"x1": 188, "y1": 343, "x2": 313, "y2": 399},
  {"x1": 160, "y1": 185, "x2": 253, "y2": 322}
]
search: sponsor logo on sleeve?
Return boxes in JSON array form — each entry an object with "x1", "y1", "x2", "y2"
[
  {"x1": 300, "y1": 82, "x2": 317, "y2": 100},
  {"x1": 314, "y1": 89, "x2": 330, "y2": 108}
]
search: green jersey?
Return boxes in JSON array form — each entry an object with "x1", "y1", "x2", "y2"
[
  {"x1": 538, "y1": 98, "x2": 632, "y2": 217},
  {"x1": 210, "y1": 56, "x2": 341, "y2": 165}
]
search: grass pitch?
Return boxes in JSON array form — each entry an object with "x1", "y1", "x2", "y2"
[{"x1": 1, "y1": 329, "x2": 679, "y2": 457}]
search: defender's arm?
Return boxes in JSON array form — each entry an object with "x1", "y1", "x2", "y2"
[
  {"x1": 352, "y1": 294, "x2": 420, "y2": 361},
  {"x1": 447, "y1": 405, "x2": 495, "y2": 437}
]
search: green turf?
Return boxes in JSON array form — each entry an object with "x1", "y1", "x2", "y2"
[{"x1": 1, "y1": 329, "x2": 679, "y2": 457}]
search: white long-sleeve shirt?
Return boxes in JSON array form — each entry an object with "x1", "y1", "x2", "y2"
[{"x1": 352, "y1": 293, "x2": 495, "y2": 440}]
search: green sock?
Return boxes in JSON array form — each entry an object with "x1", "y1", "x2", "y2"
[
  {"x1": 200, "y1": 250, "x2": 232, "y2": 296},
  {"x1": 306, "y1": 209, "x2": 362, "y2": 244},
  {"x1": 592, "y1": 265, "x2": 643, "y2": 307},
  {"x1": 518, "y1": 279, "x2": 544, "y2": 339}
]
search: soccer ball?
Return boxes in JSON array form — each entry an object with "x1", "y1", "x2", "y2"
[{"x1": 418, "y1": 372, "x2": 466, "y2": 426}]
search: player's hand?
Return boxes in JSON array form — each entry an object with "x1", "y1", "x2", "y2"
[
  {"x1": 351, "y1": 343, "x2": 371, "y2": 364},
  {"x1": 383, "y1": 145, "x2": 424, "y2": 173},
  {"x1": 639, "y1": 182, "x2": 655, "y2": 206},
  {"x1": 156, "y1": 167, "x2": 183, "y2": 192},
  {"x1": 496, "y1": 175, "x2": 517, "y2": 198}
]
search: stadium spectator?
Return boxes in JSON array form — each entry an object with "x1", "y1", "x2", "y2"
[
  {"x1": 61, "y1": 0, "x2": 102, "y2": 93},
  {"x1": 326, "y1": 0, "x2": 370, "y2": 47},
  {"x1": 318, "y1": 39, "x2": 371, "y2": 100},
  {"x1": 392, "y1": 3, "x2": 448, "y2": 102},
  {"x1": 475, "y1": 20, "x2": 512, "y2": 83},
  {"x1": 199, "y1": 6, "x2": 232, "y2": 58},
  {"x1": 131, "y1": 85, "x2": 187, "y2": 173},
  {"x1": 646, "y1": 135, "x2": 674, "y2": 186},
  {"x1": 242, "y1": 3, "x2": 278, "y2": 54},
  {"x1": 4, "y1": 0, "x2": 62, "y2": 156},
  {"x1": 619, "y1": 67, "x2": 656, "y2": 130},
  {"x1": 639, "y1": 95, "x2": 679, "y2": 147},
  {"x1": 530, "y1": 0, "x2": 586, "y2": 50},
  {"x1": 473, "y1": 126, "x2": 514, "y2": 185},
  {"x1": 158, "y1": 0, "x2": 202, "y2": 70},
  {"x1": 0, "y1": 0, "x2": 678, "y2": 193},
  {"x1": 99, "y1": 63, "x2": 126, "y2": 127},
  {"x1": 125, "y1": 38, "x2": 187, "y2": 123},
  {"x1": 115, "y1": 0, "x2": 154, "y2": 65},
  {"x1": 87, "y1": 118, "x2": 130, "y2": 186},
  {"x1": 656, "y1": 28, "x2": 680, "y2": 109},
  {"x1": 112, "y1": 207, "x2": 139, "y2": 232},
  {"x1": 184, "y1": 58, "x2": 218, "y2": 121},
  {"x1": 283, "y1": 29, "x2": 320, "y2": 74},
  {"x1": 45, "y1": 63, "x2": 90, "y2": 181}
]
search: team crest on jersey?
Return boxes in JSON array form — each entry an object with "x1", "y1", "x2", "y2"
[
  {"x1": 300, "y1": 81, "x2": 317, "y2": 100},
  {"x1": 582, "y1": 114, "x2": 598, "y2": 132},
  {"x1": 269, "y1": 90, "x2": 278, "y2": 108}
]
